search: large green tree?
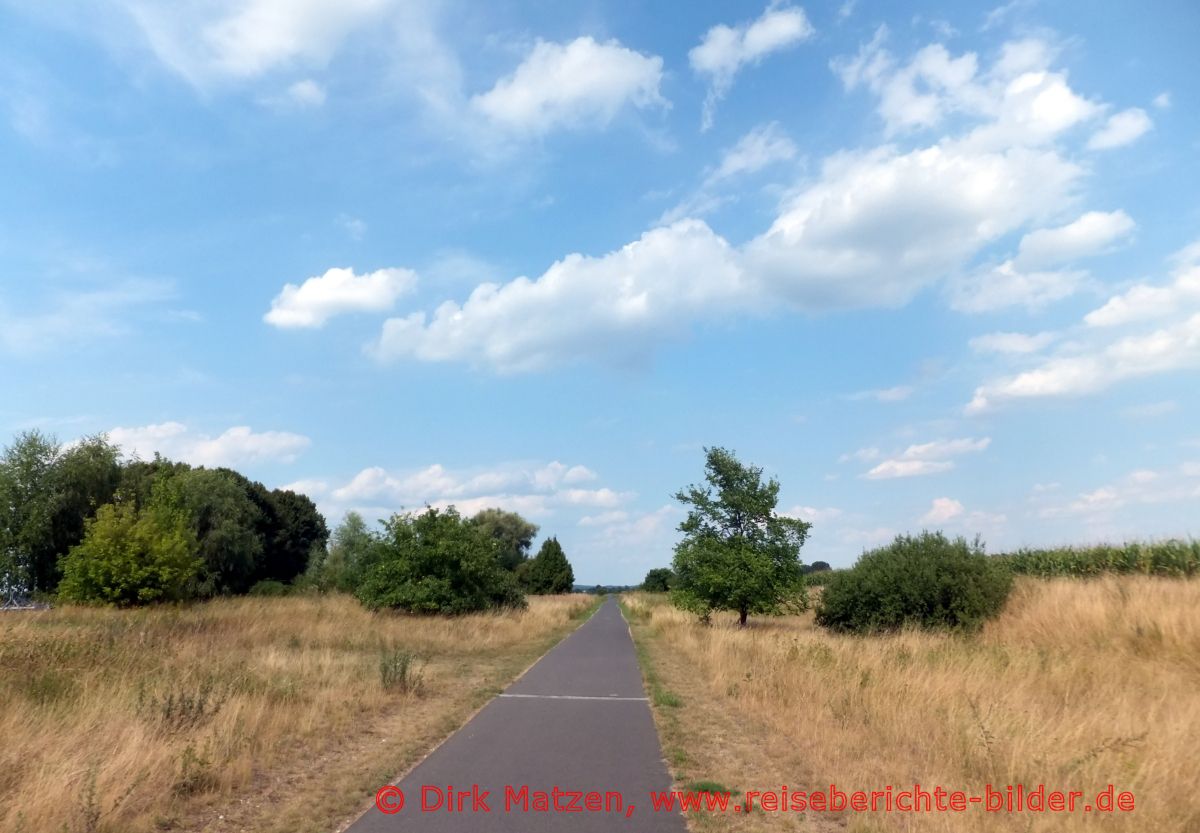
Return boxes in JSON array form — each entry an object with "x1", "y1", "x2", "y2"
[
  {"x1": 671, "y1": 447, "x2": 810, "y2": 626},
  {"x1": 154, "y1": 468, "x2": 265, "y2": 596},
  {"x1": 522, "y1": 537, "x2": 575, "y2": 594},
  {"x1": 261, "y1": 488, "x2": 328, "y2": 583},
  {"x1": 0, "y1": 431, "x2": 60, "y2": 593},
  {"x1": 469, "y1": 508, "x2": 539, "y2": 571},
  {"x1": 357, "y1": 507, "x2": 524, "y2": 613}
]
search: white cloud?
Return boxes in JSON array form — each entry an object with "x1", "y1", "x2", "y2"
[
  {"x1": 365, "y1": 36, "x2": 1126, "y2": 372},
  {"x1": 949, "y1": 261, "x2": 1086, "y2": 312},
  {"x1": 785, "y1": 505, "x2": 843, "y2": 523},
  {"x1": 836, "y1": 31, "x2": 1100, "y2": 143},
  {"x1": 279, "y1": 478, "x2": 329, "y2": 496},
  {"x1": 120, "y1": 0, "x2": 397, "y2": 86},
  {"x1": 1087, "y1": 107, "x2": 1152, "y2": 150},
  {"x1": 286, "y1": 78, "x2": 326, "y2": 107},
  {"x1": 660, "y1": 122, "x2": 796, "y2": 223},
  {"x1": 265, "y1": 266, "x2": 417, "y2": 328},
  {"x1": 864, "y1": 437, "x2": 991, "y2": 480},
  {"x1": 108, "y1": 421, "x2": 311, "y2": 466},
  {"x1": 1039, "y1": 465, "x2": 1200, "y2": 518},
  {"x1": 839, "y1": 447, "x2": 881, "y2": 463},
  {"x1": 1084, "y1": 250, "x2": 1200, "y2": 327},
  {"x1": 968, "y1": 313, "x2": 1200, "y2": 412},
  {"x1": 920, "y1": 497, "x2": 964, "y2": 524},
  {"x1": 370, "y1": 220, "x2": 745, "y2": 372},
  {"x1": 1152, "y1": 92, "x2": 1171, "y2": 109},
  {"x1": 690, "y1": 2, "x2": 814, "y2": 130},
  {"x1": 323, "y1": 459, "x2": 625, "y2": 518},
  {"x1": 470, "y1": 37, "x2": 664, "y2": 136},
  {"x1": 707, "y1": 122, "x2": 797, "y2": 184},
  {"x1": 1016, "y1": 210, "x2": 1135, "y2": 267},
  {"x1": 969, "y1": 331, "x2": 1056, "y2": 354}
]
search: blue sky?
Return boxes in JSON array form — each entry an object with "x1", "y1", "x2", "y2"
[{"x1": 2, "y1": 0, "x2": 1198, "y2": 583}]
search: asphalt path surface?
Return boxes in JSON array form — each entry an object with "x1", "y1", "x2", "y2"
[{"x1": 344, "y1": 597, "x2": 687, "y2": 832}]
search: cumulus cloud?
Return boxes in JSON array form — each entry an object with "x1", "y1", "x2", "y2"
[
  {"x1": 920, "y1": 497, "x2": 964, "y2": 524},
  {"x1": 316, "y1": 459, "x2": 627, "y2": 518},
  {"x1": 471, "y1": 36, "x2": 664, "y2": 135},
  {"x1": 690, "y1": 2, "x2": 814, "y2": 130},
  {"x1": 863, "y1": 437, "x2": 991, "y2": 480},
  {"x1": 1015, "y1": 210, "x2": 1135, "y2": 267},
  {"x1": 968, "y1": 313, "x2": 1200, "y2": 412},
  {"x1": 1087, "y1": 107, "x2": 1152, "y2": 150},
  {"x1": 370, "y1": 220, "x2": 745, "y2": 372},
  {"x1": 969, "y1": 244, "x2": 1200, "y2": 412},
  {"x1": 361, "y1": 35, "x2": 1133, "y2": 372},
  {"x1": 948, "y1": 261, "x2": 1086, "y2": 312},
  {"x1": 108, "y1": 421, "x2": 311, "y2": 466},
  {"x1": 265, "y1": 266, "x2": 417, "y2": 328},
  {"x1": 1084, "y1": 247, "x2": 1200, "y2": 327}
]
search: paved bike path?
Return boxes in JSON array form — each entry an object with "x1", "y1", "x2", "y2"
[{"x1": 344, "y1": 597, "x2": 686, "y2": 832}]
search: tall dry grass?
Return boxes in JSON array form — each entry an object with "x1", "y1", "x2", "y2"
[
  {"x1": 624, "y1": 577, "x2": 1200, "y2": 832},
  {"x1": 0, "y1": 593, "x2": 593, "y2": 833}
]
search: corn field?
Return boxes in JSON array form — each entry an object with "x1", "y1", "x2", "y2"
[{"x1": 996, "y1": 539, "x2": 1200, "y2": 577}]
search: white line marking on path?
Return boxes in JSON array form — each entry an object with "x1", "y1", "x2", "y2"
[{"x1": 498, "y1": 693, "x2": 649, "y2": 701}]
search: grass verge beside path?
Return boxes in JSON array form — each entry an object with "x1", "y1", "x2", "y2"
[
  {"x1": 622, "y1": 579, "x2": 1200, "y2": 833},
  {"x1": 1, "y1": 593, "x2": 599, "y2": 833}
]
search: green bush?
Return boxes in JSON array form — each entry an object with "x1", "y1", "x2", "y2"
[
  {"x1": 355, "y1": 507, "x2": 525, "y2": 614},
  {"x1": 815, "y1": 532, "x2": 1012, "y2": 634},
  {"x1": 57, "y1": 502, "x2": 201, "y2": 606}
]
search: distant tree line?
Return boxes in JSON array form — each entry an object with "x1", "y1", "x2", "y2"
[{"x1": 0, "y1": 430, "x2": 576, "y2": 612}]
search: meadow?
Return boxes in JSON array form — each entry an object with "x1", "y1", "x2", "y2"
[
  {"x1": 0, "y1": 593, "x2": 595, "y2": 833},
  {"x1": 623, "y1": 576, "x2": 1200, "y2": 833}
]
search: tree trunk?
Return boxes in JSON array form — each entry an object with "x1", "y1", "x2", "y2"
[{"x1": 738, "y1": 608, "x2": 748, "y2": 627}]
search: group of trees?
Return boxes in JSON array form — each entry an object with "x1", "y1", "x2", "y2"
[
  {"x1": 311, "y1": 506, "x2": 575, "y2": 612},
  {"x1": 1, "y1": 430, "x2": 576, "y2": 612},
  {"x1": 0, "y1": 431, "x2": 328, "y2": 605},
  {"x1": 659, "y1": 446, "x2": 1012, "y2": 633}
]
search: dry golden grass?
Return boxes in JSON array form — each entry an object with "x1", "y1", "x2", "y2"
[
  {"x1": 623, "y1": 577, "x2": 1200, "y2": 833},
  {"x1": 0, "y1": 593, "x2": 595, "y2": 833}
]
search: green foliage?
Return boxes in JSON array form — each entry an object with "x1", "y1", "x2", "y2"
[
  {"x1": 805, "y1": 560, "x2": 832, "y2": 573},
  {"x1": 521, "y1": 536, "x2": 575, "y2": 594},
  {"x1": 303, "y1": 511, "x2": 380, "y2": 592},
  {"x1": 642, "y1": 567, "x2": 674, "y2": 592},
  {"x1": 0, "y1": 431, "x2": 62, "y2": 594},
  {"x1": 57, "y1": 501, "x2": 202, "y2": 606},
  {"x1": 154, "y1": 468, "x2": 265, "y2": 596},
  {"x1": 261, "y1": 488, "x2": 329, "y2": 583},
  {"x1": 997, "y1": 539, "x2": 1200, "y2": 577},
  {"x1": 671, "y1": 447, "x2": 809, "y2": 626},
  {"x1": 469, "y1": 508, "x2": 539, "y2": 571},
  {"x1": 815, "y1": 532, "x2": 1013, "y2": 634},
  {"x1": 355, "y1": 507, "x2": 526, "y2": 614}
]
